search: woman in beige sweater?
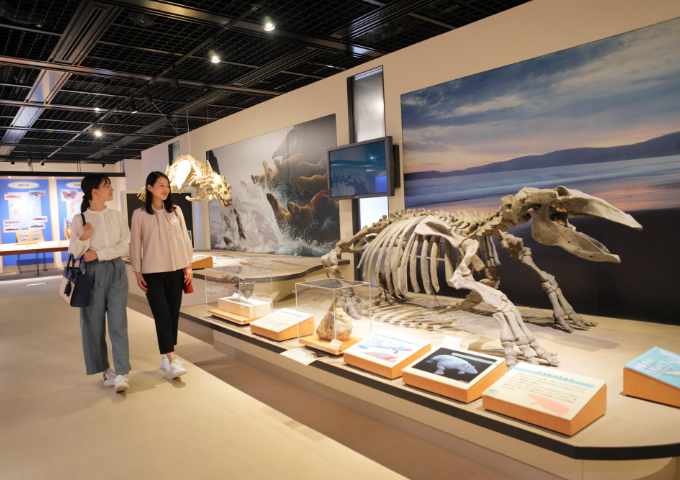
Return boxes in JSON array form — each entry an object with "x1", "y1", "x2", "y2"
[{"x1": 130, "y1": 171, "x2": 193, "y2": 380}]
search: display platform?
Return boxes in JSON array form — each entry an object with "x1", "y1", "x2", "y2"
[
  {"x1": 124, "y1": 251, "x2": 350, "y2": 305},
  {"x1": 180, "y1": 293, "x2": 680, "y2": 479}
]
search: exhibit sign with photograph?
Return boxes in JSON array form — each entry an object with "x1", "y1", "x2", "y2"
[
  {"x1": 207, "y1": 114, "x2": 339, "y2": 256},
  {"x1": 344, "y1": 333, "x2": 431, "y2": 379},
  {"x1": 0, "y1": 179, "x2": 52, "y2": 266},
  {"x1": 483, "y1": 362, "x2": 606, "y2": 436},
  {"x1": 623, "y1": 347, "x2": 680, "y2": 408},
  {"x1": 400, "y1": 17, "x2": 680, "y2": 323},
  {"x1": 402, "y1": 348, "x2": 506, "y2": 403}
]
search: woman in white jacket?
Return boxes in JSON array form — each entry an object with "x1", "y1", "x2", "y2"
[{"x1": 68, "y1": 174, "x2": 131, "y2": 393}]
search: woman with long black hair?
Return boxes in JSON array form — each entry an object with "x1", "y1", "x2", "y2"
[
  {"x1": 130, "y1": 171, "x2": 193, "y2": 380},
  {"x1": 68, "y1": 174, "x2": 131, "y2": 393}
]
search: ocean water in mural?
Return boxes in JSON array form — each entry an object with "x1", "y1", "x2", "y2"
[
  {"x1": 400, "y1": 17, "x2": 680, "y2": 323},
  {"x1": 402, "y1": 18, "x2": 680, "y2": 212},
  {"x1": 208, "y1": 115, "x2": 339, "y2": 256}
]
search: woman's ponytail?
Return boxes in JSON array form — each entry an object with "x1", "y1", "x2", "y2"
[{"x1": 80, "y1": 193, "x2": 91, "y2": 213}]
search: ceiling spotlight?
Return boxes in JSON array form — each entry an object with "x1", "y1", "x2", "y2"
[
  {"x1": 93, "y1": 128, "x2": 103, "y2": 138},
  {"x1": 210, "y1": 53, "x2": 220, "y2": 64},
  {"x1": 10, "y1": 161, "x2": 15, "y2": 165},
  {"x1": 101, "y1": 162, "x2": 106, "y2": 168},
  {"x1": 94, "y1": 107, "x2": 102, "y2": 113},
  {"x1": 263, "y1": 18, "x2": 276, "y2": 32},
  {"x1": 131, "y1": 110, "x2": 138, "y2": 114},
  {"x1": 128, "y1": 12, "x2": 155, "y2": 28},
  {"x1": 40, "y1": 160, "x2": 45, "y2": 166}
]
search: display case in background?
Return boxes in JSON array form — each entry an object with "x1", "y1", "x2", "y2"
[
  {"x1": 296, "y1": 278, "x2": 373, "y2": 355},
  {"x1": 204, "y1": 259, "x2": 274, "y2": 325}
]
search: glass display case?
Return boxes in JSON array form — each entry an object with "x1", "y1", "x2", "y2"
[
  {"x1": 200, "y1": 257, "x2": 274, "y2": 325},
  {"x1": 295, "y1": 278, "x2": 373, "y2": 355}
]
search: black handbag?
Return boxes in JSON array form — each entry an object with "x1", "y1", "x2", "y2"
[{"x1": 61, "y1": 214, "x2": 94, "y2": 308}]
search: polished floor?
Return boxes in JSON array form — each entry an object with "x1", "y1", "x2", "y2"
[{"x1": 0, "y1": 277, "x2": 510, "y2": 480}]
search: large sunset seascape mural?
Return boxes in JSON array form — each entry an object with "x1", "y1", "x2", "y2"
[{"x1": 401, "y1": 18, "x2": 680, "y2": 323}]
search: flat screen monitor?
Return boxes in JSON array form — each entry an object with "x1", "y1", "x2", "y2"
[{"x1": 328, "y1": 136, "x2": 393, "y2": 199}]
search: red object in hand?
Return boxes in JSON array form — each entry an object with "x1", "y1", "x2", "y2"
[{"x1": 183, "y1": 279, "x2": 194, "y2": 294}]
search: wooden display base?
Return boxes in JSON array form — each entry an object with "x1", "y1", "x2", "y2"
[
  {"x1": 402, "y1": 348, "x2": 507, "y2": 403},
  {"x1": 208, "y1": 307, "x2": 254, "y2": 326},
  {"x1": 217, "y1": 295, "x2": 271, "y2": 320},
  {"x1": 483, "y1": 363, "x2": 607, "y2": 436},
  {"x1": 191, "y1": 255, "x2": 213, "y2": 270},
  {"x1": 250, "y1": 309, "x2": 315, "y2": 342},
  {"x1": 343, "y1": 335, "x2": 432, "y2": 379},
  {"x1": 300, "y1": 335, "x2": 360, "y2": 355},
  {"x1": 624, "y1": 368, "x2": 680, "y2": 408}
]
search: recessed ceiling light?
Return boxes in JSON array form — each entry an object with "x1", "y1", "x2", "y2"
[
  {"x1": 263, "y1": 18, "x2": 276, "y2": 32},
  {"x1": 93, "y1": 128, "x2": 103, "y2": 138},
  {"x1": 210, "y1": 53, "x2": 220, "y2": 64}
]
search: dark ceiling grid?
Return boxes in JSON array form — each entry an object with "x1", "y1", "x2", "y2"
[
  {"x1": 353, "y1": 14, "x2": 449, "y2": 52},
  {"x1": 4, "y1": 0, "x2": 82, "y2": 33},
  {"x1": 85, "y1": 0, "x2": 417, "y2": 161},
  {"x1": 1, "y1": 1, "x2": 124, "y2": 161},
  {"x1": 0, "y1": 65, "x2": 39, "y2": 88},
  {"x1": 239, "y1": 0, "x2": 378, "y2": 37},
  {"x1": 0, "y1": 0, "x2": 528, "y2": 164},
  {"x1": 1, "y1": 29, "x2": 59, "y2": 60},
  {"x1": 44, "y1": 2, "x2": 295, "y2": 163}
]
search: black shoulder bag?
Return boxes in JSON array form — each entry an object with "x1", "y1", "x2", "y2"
[{"x1": 62, "y1": 213, "x2": 95, "y2": 307}]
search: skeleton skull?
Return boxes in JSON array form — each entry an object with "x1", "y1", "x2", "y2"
[
  {"x1": 164, "y1": 154, "x2": 232, "y2": 207},
  {"x1": 501, "y1": 186, "x2": 642, "y2": 263}
]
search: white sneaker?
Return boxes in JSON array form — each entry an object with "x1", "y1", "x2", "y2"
[
  {"x1": 113, "y1": 374, "x2": 129, "y2": 393},
  {"x1": 160, "y1": 355, "x2": 186, "y2": 379},
  {"x1": 103, "y1": 368, "x2": 116, "y2": 387},
  {"x1": 160, "y1": 355, "x2": 172, "y2": 376},
  {"x1": 170, "y1": 359, "x2": 187, "y2": 379}
]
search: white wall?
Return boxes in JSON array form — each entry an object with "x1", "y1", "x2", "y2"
[{"x1": 138, "y1": 0, "x2": 680, "y2": 246}]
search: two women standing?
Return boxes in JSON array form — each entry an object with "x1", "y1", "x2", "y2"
[{"x1": 70, "y1": 170, "x2": 194, "y2": 392}]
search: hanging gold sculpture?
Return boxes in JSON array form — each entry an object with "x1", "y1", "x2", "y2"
[{"x1": 138, "y1": 154, "x2": 232, "y2": 207}]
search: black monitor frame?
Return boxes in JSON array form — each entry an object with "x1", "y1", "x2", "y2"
[{"x1": 327, "y1": 135, "x2": 394, "y2": 200}]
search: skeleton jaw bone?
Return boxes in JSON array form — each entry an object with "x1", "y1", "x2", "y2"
[{"x1": 506, "y1": 186, "x2": 642, "y2": 263}]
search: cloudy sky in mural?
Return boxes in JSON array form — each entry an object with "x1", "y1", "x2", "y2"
[{"x1": 401, "y1": 18, "x2": 680, "y2": 173}]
